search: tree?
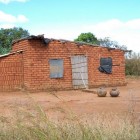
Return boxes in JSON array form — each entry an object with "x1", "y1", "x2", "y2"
[
  {"x1": 74, "y1": 32, "x2": 99, "y2": 45},
  {"x1": 0, "y1": 27, "x2": 30, "y2": 54},
  {"x1": 74, "y1": 33, "x2": 127, "y2": 50},
  {"x1": 99, "y1": 37, "x2": 127, "y2": 50}
]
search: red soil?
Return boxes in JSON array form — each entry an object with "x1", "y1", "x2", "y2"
[{"x1": 0, "y1": 78, "x2": 140, "y2": 120}]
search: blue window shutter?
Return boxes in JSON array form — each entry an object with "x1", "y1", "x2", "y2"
[{"x1": 49, "y1": 59, "x2": 63, "y2": 78}]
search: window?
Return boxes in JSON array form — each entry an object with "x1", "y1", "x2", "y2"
[
  {"x1": 49, "y1": 59, "x2": 63, "y2": 78},
  {"x1": 98, "y1": 57, "x2": 112, "y2": 74}
]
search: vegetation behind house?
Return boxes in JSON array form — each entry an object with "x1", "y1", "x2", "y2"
[
  {"x1": 125, "y1": 53, "x2": 140, "y2": 76},
  {"x1": 0, "y1": 27, "x2": 29, "y2": 54}
]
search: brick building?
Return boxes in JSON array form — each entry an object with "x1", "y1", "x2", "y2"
[{"x1": 0, "y1": 35, "x2": 126, "y2": 91}]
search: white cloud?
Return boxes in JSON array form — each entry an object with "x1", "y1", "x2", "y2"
[
  {"x1": 0, "y1": 0, "x2": 28, "y2": 4},
  {"x1": 0, "y1": 24, "x2": 14, "y2": 28},
  {"x1": 0, "y1": 11, "x2": 28, "y2": 23},
  {"x1": 32, "y1": 19, "x2": 140, "y2": 53},
  {"x1": 17, "y1": 15, "x2": 28, "y2": 23},
  {"x1": 83, "y1": 19, "x2": 140, "y2": 52},
  {"x1": 125, "y1": 19, "x2": 140, "y2": 30}
]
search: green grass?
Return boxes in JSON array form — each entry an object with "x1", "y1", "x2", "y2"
[{"x1": 0, "y1": 100, "x2": 139, "y2": 140}]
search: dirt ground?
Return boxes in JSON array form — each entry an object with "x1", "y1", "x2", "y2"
[{"x1": 0, "y1": 78, "x2": 140, "y2": 120}]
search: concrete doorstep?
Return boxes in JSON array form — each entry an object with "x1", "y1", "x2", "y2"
[{"x1": 82, "y1": 88, "x2": 97, "y2": 94}]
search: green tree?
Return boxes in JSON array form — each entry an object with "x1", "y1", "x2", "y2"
[
  {"x1": 0, "y1": 27, "x2": 30, "y2": 54},
  {"x1": 74, "y1": 32, "x2": 99, "y2": 44},
  {"x1": 99, "y1": 37, "x2": 127, "y2": 50}
]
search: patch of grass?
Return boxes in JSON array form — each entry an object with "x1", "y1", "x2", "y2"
[
  {"x1": 0, "y1": 100, "x2": 139, "y2": 140},
  {"x1": 0, "y1": 92, "x2": 140, "y2": 140}
]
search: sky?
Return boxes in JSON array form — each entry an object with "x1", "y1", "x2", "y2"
[{"x1": 0, "y1": 0, "x2": 140, "y2": 53}]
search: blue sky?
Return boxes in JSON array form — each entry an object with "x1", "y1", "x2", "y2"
[{"x1": 0, "y1": 0, "x2": 140, "y2": 52}]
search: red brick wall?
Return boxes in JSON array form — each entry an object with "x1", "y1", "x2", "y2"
[
  {"x1": 10, "y1": 39, "x2": 126, "y2": 91},
  {"x1": 87, "y1": 47, "x2": 126, "y2": 87},
  {"x1": 12, "y1": 40, "x2": 33, "y2": 91},
  {"x1": 0, "y1": 53, "x2": 23, "y2": 91}
]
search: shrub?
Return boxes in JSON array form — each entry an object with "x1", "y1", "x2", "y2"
[{"x1": 125, "y1": 53, "x2": 140, "y2": 76}]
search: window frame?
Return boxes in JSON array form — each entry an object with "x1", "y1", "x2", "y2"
[{"x1": 49, "y1": 59, "x2": 64, "y2": 79}]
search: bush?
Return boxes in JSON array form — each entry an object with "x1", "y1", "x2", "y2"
[{"x1": 125, "y1": 53, "x2": 140, "y2": 76}]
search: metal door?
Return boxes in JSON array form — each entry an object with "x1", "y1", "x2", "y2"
[{"x1": 71, "y1": 55, "x2": 88, "y2": 89}]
